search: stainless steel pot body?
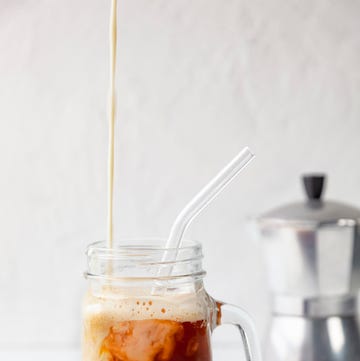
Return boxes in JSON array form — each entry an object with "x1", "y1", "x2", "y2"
[
  {"x1": 259, "y1": 221, "x2": 360, "y2": 307},
  {"x1": 258, "y1": 175, "x2": 360, "y2": 361},
  {"x1": 265, "y1": 315, "x2": 360, "y2": 361}
]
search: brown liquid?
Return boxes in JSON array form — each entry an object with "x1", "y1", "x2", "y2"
[{"x1": 99, "y1": 319, "x2": 212, "y2": 361}]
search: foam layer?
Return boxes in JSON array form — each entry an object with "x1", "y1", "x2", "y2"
[{"x1": 83, "y1": 291, "x2": 207, "y2": 325}]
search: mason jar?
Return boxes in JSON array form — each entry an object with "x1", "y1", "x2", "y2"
[{"x1": 82, "y1": 239, "x2": 262, "y2": 361}]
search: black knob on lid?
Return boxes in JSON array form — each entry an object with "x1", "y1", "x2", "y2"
[{"x1": 303, "y1": 174, "x2": 326, "y2": 201}]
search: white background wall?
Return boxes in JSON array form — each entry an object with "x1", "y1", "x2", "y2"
[{"x1": 0, "y1": 0, "x2": 360, "y2": 352}]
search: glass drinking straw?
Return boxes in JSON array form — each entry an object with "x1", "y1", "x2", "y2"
[{"x1": 158, "y1": 146, "x2": 254, "y2": 277}]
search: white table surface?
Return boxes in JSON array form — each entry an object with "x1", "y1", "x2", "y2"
[{"x1": 0, "y1": 343, "x2": 245, "y2": 360}]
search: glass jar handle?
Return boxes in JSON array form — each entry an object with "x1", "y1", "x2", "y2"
[{"x1": 214, "y1": 301, "x2": 263, "y2": 361}]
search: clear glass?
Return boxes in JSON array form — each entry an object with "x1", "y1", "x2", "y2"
[{"x1": 82, "y1": 239, "x2": 262, "y2": 361}]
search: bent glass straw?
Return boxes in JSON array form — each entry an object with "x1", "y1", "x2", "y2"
[{"x1": 159, "y1": 146, "x2": 255, "y2": 276}]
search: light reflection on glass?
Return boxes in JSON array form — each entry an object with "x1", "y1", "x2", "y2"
[{"x1": 327, "y1": 317, "x2": 345, "y2": 353}]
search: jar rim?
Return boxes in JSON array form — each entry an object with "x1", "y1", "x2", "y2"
[
  {"x1": 85, "y1": 238, "x2": 205, "y2": 283},
  {"x1": 86, "y1": 238, "x2": 202, "y2": 253}
]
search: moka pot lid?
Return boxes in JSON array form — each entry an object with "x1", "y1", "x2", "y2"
[{"x1": 259, "y1": 174, "x2": 360, "y2": 228}]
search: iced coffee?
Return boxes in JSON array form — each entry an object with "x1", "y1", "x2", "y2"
[{"x1": 82, "y1": 240, "x2": 261, "y2": 361}]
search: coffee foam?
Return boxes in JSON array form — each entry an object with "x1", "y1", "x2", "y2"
[{"x1": 83, "y1": 292, "x2": 206, "y2": 326}]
